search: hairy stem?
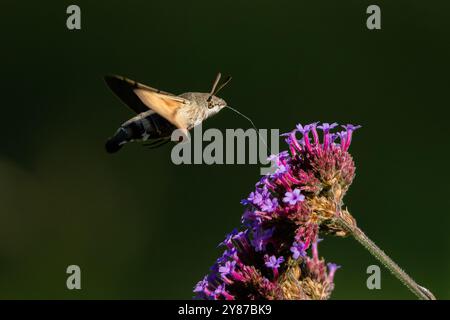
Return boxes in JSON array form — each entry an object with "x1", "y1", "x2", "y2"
[{"x1": 336, "y1": 215, "x2": 436, "y2": 300}]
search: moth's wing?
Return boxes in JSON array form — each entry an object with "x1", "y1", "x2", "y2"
[
  {"x1": 104, "y1": 74, "x2": 186, "y2": 115},
  {"x1": 144, "y1": 113, "x2": 177, "y2": 139},
  {"x1": 133, "y1": 87, "x2": 189, "y2": 130}
]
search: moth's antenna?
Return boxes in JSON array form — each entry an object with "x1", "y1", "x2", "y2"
[
  {"x1": 208, "y1": 73, "x2": 222, "y2": 102},
  {"x1": 226, "y1": 106, "x2": 272, "y2": 154},
  {"x1": 213, "y1": 76, "x2": 232, "y2": 96}
]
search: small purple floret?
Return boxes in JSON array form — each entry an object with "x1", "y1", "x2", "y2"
[
  {"x1": 283, "y1": 189, "x2": 305, "y2": 206},
  {"x1": 265, "y1": 255, "x2": 285, "y2": 269}
]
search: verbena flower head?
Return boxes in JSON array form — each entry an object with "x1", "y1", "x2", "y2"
[{"x1": 194, "y1": 122, "x2": 360, "y2": 300}]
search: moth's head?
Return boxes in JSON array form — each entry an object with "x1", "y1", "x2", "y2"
[
  {"x1": 206, "y1": 73, "x2": 231, "y2": 112},
  {"x1": 207, "y1": 95, "x2": 227, "y2": 113}
]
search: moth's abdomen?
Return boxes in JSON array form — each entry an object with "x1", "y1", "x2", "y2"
[
  {"x1": 105, "y1": 127, "x2": 132, "y2": 153},
  {"x1": 105, "y1": 111, "x2": 176, "y2": 153}
]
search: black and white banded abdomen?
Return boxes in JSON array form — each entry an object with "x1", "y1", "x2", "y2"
[{"x1": 105, "y1": 111, "x2": 176, "y2": 153}]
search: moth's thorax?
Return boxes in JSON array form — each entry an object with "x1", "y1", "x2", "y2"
[{"x1": 178, "y1": 92, "x2": 227, "y2": 128}]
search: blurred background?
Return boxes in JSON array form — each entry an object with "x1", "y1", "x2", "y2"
[{"x1": 0, "y1": 0, "x2": 448, "y2": 299}]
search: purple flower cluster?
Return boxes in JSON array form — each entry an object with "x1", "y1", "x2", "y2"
[{"x1": 194, "y1": 122, "x2": 361, "y2": 300}]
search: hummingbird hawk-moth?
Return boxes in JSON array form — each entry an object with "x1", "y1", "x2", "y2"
[{"x1": 104, "y1": 73, "x2": 232, "y2": 153}]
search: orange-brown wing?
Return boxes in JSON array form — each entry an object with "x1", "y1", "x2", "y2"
[
  {"x1": 105, "y1": 75, "x2": 189, "y2": 128},
  {"x1": 133, "y1": 88, "x2": 189, "y2": 129}
]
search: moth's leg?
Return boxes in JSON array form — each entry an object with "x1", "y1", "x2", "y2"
[
  {"x1": 143, "y1": 138, "x2": 170, "y2": 149},
  {"x1": 178, "y1": 128, "x2": 190, "y2": 143}
]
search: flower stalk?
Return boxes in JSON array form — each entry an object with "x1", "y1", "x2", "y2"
[{"x1": 335, "y1": 211, "x2": 436, "y2": 300}]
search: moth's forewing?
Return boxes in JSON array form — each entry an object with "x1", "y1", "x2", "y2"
[
  {"x1": 133, "y1": 89, "x2": 188, "y2": 129},
  {"x1": 104, "y1": 75, "x2": 153, "y2": 114},
  {"x1": 104, "y1": 75, "x2": 186, "y2": 115}
]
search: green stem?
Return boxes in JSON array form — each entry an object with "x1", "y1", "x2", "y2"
[{"x1": 337, "y1": 216, "x2": 436, "y2": 300}]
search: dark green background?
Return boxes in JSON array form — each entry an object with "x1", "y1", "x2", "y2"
[{"x1": 0, "y1": 1, "x2": 448, "y2": 299}]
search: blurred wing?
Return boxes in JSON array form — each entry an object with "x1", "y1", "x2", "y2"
[
  {"x1": 104, "y1": 75, "x2": 189, "y2": 126},
  {"x1": 144, "y1": 112, "x2": 178, "y2": 139}
]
